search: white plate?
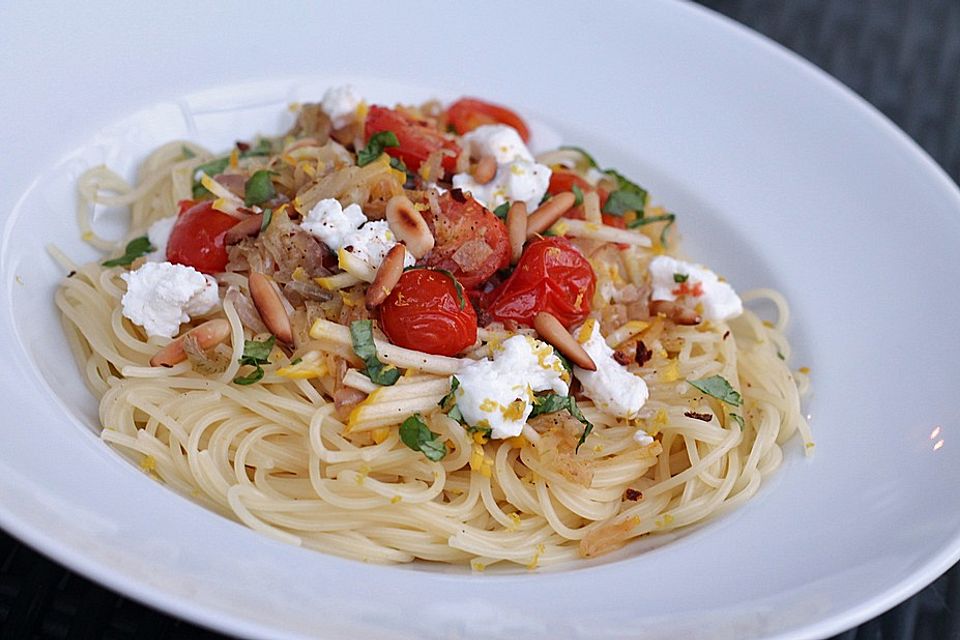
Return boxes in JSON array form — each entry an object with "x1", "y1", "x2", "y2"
[{"x1": 2, "y1": 1, "x2": 959, "y2": 638}]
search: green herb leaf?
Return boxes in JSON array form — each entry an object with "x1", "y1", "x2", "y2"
[
  {"x1": 181, "y1": 146, "x2": 196, "y2": 159},
  {"x1": 572, "y1": 184, "x2": 584, "y2": 207},
  {"x1": 688, "y1": 375, "x2": 743, "y2": 407},
  {"x1": 260, "y1": 208, "x2": 273, "y2": 232},
  {"x1": 389, "y1": 156, "x2": 407, "y2": 173},
  {"x1": 558, "y1": 145, "x2": 599, "y2": 168},
  {"x1": 350, "y1": 320, "x2": 401, "y2": 386},
  {"x1": 448, "y1": 404, "x2": 465, "y2": 424},
  {"x1": 603, "y1": 189, "x2": 648, "y2": 216},
  {"x1": 357, "y1": 131, "x2": 399, "y2": 167},
  {"x1": 604, "y1": 169, "x2": 648, "y2": 198},
  {"x1": 289, "y1": 357, "x2": 303, "y2": 366},
  {"x1": 728, "y1": 413, "x2": 745, "y2": 429},
  {"x1": 539, "y1": 191, "x2": 552, "y2": 205},
  {"x1": 399, "y1": 414, "x2": 447, "y2": 461},
  {"x1": 194, "y1": 157, "x2": 230, "y2": 179},
  {"x1": 529, "y1": 393, "x2": 594, "y2": 452},
  {"x1": 102, "y1": 236, "x2": 155, "y2": 267},
  {"x1": 244, "y1": 170, "x2": 276, "y2": 207},
  {"x1": 492, "y1": 202, "x2": 510, "y2": 219},
  {"x1": 776, "y1": 349, "x2": 785, "y2": 361},
  {"x1": 240, "y1": 138, "x2": 273, "y2": 158},
  {"x1": 627, "y1": 212, "x2": 676, "y2": 247},
  {"x1": 673, "y1": 272, "x2": 689, "y2": 283},
  {"x1": 233, "y1": 336, "x2": 276, "y2": 385},
  {"x1": 436, "y1": 269, "x2": 466, "y2": 310},
  {"x1": 438, "y1": 376, "x2": 460, "y2": 410}
]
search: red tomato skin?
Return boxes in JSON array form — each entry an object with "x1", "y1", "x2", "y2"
[
  {"x1": 548, "y1": 169, "x2": 610, "y2": 216},
  {"x1": 422, "y1": 191, "x2": 511, "y2": 290},
  {"x1": 485, "y1": 237, "x2": 596, "y2": 328},
  {"x1": 447, "y1": 98, "x2": 531, "y2": 142},
  {"x1": 378, "y1": 269, "x2": 478, "y2": 356},
  {"x1": 165, "y1": 200, "x2": 240, "y2": 274},
  {"x1": 365, "y1": 105, "x2": 461, "y2": 174}
]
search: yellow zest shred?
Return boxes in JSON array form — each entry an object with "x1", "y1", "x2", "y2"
[
  {"x1": 508, "y1": 512, "x2": 522, "y2": 530},
  {"x1": 469, "y1": 443, "x2": 493, "y2": 477},
  {"x1": 507, "y1": 435, "x2": 528, "y2": 449},
  {"x1": 799, "y1": 366, "x2": 811, "y2": 375},
  {"x1": 659, "y1": 360, "x2": 680, "y2": 382},
  {"x1": 139, "y1": 455, "x2": 157, "y2": 473},
  {"x1": 470, "y1": 560, "x2": 486, "y2": 572},
  {"x1": 551, "y1": 220, "x2": 569, "y2": 236},
  {"x1": 527, "y1": 543, "x2": 545, "y2": 570},
  {"x1": 390, "y1": 495, "x2": 402, "y2": 504},
  {"x1": 372, "y1": 427, "x2": 391, "y2": 444},
  {"x1": 229, "y1": 148, "x2": 239, "y2": 168}
]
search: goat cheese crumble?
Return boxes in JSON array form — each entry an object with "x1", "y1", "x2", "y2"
[
  {"x1": 455, "y1": 335, "x2": 569, "y2": 439},
  {"x1": 301, "y1": 198, "x2": 414, "y2": 271},
  {"x1": 120, "y1": 261, "x2": 219, "y2": 339},
  {"x1": 648, "y1": 256, "x2": 743, "y2": 322},
  {"x1": 321, "y1": 85, "x2": 363, "y2": 130},
  {"x1": 573, "y1": 319, "x2": 649, "y2": 419}
]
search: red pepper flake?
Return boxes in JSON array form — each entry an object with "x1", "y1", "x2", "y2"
[
  {"x1": 671, "y1": 281, "x2": 704, "y2": 297},
  {"x1": 450, "y1": 188, "x2": 467, "y2": 203},
  {"x1": 684, "y1": 411, "x2": 713, "y2": 422},
  {"x1": 624, "y1": 488, "x2": 642, "y2": 501},
  {"x1": 635, "y1": 341, "x2": 652, "y2": 366},
  {"x1": 235, "y1": 141, "x2": 251, "y2": 152},
  {"x1": 722, "y1": 330, "x2": 730, "y2": 340},
  {"x1": 613, "y1": 350, "x2": 632, "y2": 366}
]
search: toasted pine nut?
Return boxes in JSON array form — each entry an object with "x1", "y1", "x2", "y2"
[
  {"x1": 507, "y1": 202, "x2": 527, "y2": 265},
  {"x1": 385, "y1": 194, "x2": 435, "y2": 259},
  {"x1": 533, "y1": 311, "x2": 596, "y2": 371},
  {"x1": 149, "y1": 319, "x2": 231, "y2": 367},
  {"x1": 365, "y1": 244, "x2": 406, "y2": 310},
  {"x1": 224, "y1": 214, "x2": 264, "y2": 245},
  {"x1": 473, "y1": 155, "x2": 497, "y2": 185},
  {"x1": 649, "y1": 300, "x2": 702, "y2": 326},
  {"x1": 249, "y1": 271, "x2": 294, "y2": 343},
  {"x1": 526, "y1": 192, "x2": 576, "y2": 238}
]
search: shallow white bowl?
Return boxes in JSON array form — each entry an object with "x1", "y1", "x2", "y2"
[{"x1": 2, "y1": 1, "x2": 959, "y2": 638}]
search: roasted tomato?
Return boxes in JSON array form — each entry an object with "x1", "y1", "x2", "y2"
[
  {"x1": 485, "y1": 236, "x2": 595, "y2": 328},
  {"x1": 166, "y1": 200, "x2": 240, "y2": 274},
  {"x1": 378, "y1": 269, "x2": 477, "y2": 356},
  {"x1": 548, "y1": 169, "x2": 621, "y2": 225},
  {"x1": 446, "y1": 97, "x2": 530, "y2": 142},
  {"x1": 422, "y1": 191, "x2": 511, "y2": 289},
  {"x1": 365, "y1": 105, "x2": 461, "y2": 175}
]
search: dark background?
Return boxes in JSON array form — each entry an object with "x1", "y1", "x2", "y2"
[{"x1": 3, "y1": 1, "x2": 959, "y2": 638}]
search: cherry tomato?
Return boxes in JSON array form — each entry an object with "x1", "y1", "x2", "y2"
[
  {"x1": 166, "y1": 200, "x2": 240, "y2": 274},
  {"x1": 485, "y1": 237, "x2": 595, "y2": 328},
  {"x1": 446, "y1": 98, "x2": 531, "y2": 142},
  {"x1": 378, "y1": 269, "x2": 477, "y2": 356},
  {"x1": 548, "y1": 169, "x2": 611, "y2": 214},
  {"x1": 365, "y1": 105, "x2": 461, "y2": 175},
  {"x1": 422, "y1": 191, "x2": 511, "y2": 290}
]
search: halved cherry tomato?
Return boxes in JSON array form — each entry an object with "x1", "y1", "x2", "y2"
[
  {"x1": 422, "y1": 191, "x2": 511, "y2": 289},
  {"x1": 166, "y1": 200, "x2": 241, "y2": 274},
  {"x1": 378, "y1": 269, "x2": 477, "y2": 356},
  {"x1": 446, "y1": 98, "x2": 530, "y2": 142},
  {"x1": 484, "y1": 237, "x2": 595, "y2": 328},
  {"x1": 548, "y1": 169, "x2": 610, "y2": 213},
  {"x1": 365, "y1": 105, "x2": 461, "y2": 175}
]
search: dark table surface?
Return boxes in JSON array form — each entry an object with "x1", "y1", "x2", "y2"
[{"x1": 3, "y1": 1, "x2": 960, "y2": 638}]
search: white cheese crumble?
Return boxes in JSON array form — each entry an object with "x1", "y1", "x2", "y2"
[
  {"x1": 633, "y1": 430, "x2": 655, "y2": 446},
  {"x1": 321, "y1": 84, "x2": 362, "y2": 129},
  {"x1": 455, "y1": 335, "x2": 569, "y2": 440},
  {"x1": 121, "y1": 261, "x2": 219, "y2": 339},
  {"x1": 648, "y1": 256, "x2": 743, "y2": 322},
  {"x1": 451, "y1": 124, "x2": 551, "y2": 211},
  {"x1": 573, "y1": 320, "x2": 649, "y2": 419},
  {"x1": 145, "y1": 216, "x2": 177, "y2": 262},
  {"x1": 301, "y1": 198, "x2": 413, "y2": 270}
]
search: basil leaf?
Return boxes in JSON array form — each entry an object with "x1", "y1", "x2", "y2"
[
  {"x1": 399, "y1": 414, "x2": 447, "y2": 461},
  {"x1": 572, "y1": 184, "x2": 584, "y2": 207},
  {"x1": 103, "y1": 236, "x2": 155, "y2": 267},
  {"x1": 688, "y1": 375, "x2": 743, "y2": 407},
  {"x1": 233, "y1": 336, "x2": 275, "y2": 385},
  {"x1": 192, "y1": 182, "x2": 212, "y2": 199},
  {"x1": 529, "y1": 393, "x2": 594, "y2": 453},
  {"x1": 627, "y1": 212, "x2": 676, "y2": 247},
  {"x1": 438, "y1": 376, "x2": 461, "y2": 410},
  {"x1": 350, "y1": 320, "x2": 401, "y2": 386},
  {"x1": 492, "y1": 202, "x2": 510, "y2": 219},
  {"x1": 260, "y1": 208, "x2": 273, "y2": 232},
  {"x1": 729, "y1": 413, "x2": 745, "y2": 429},
  {"x1": 435, "y1": 269, "x2": 466, "y2": 310},
  {"x1": 244, "y1": 170, "x2": 276, "y2": 207},
  {"x1": 604, "y1": 169, "x2": 648, "y2": 198},
  {"x1": 357, "y1": 131, "x2": 399, "y2": 167},
  {"x1": 240, "y1": 138, "x2": 273, "y2": 157},
  {"x1": 389, "y1": 156, "x2": 407, "y2": 173},
  {"x1": 673, "y1": 273, "x2": 689, "y2": 283},
  {"x1": 448, "y1": 404, "x2": 464, "y2": 424},
  {"x1": 603, "y1": 189, "x2": 648, "y2": 216},
  {"x1": 194, "y1": 157, "x2": 230, "y2": 178},
  {"x1": 558, "y1": 145, "x2": 599, "y2": 168}
]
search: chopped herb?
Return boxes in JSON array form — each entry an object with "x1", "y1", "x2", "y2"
[
  {"x1": 776, "y1": 349, "x2": 785, "y2": 361},
  {"x1": 389, "y1": 156, "x2": 407, "y2": 173},
  {"x1": 627, "y1": 212, "x2": 676, "y2": 247},
  {"x1": 194, "y1": 156, "x2": 230, "y2": 179},
  {"x1": 102, "y1": 236, "x2": 154, "y2": 267},
  {"x1": 603, "y1": 189, "x2": 648, "y2": 216},
  {"x1": 729, "y1": 413, "x2": 745, "y2": 429},
  {"x1": 673, "y1": 272, "x2": 689, "y2": 283},
  {"x1": 558, "y1": 145, "x2": 599, "y2": 168},
  {"x1": 571, "y1": 184, "x2": 584, "y2": 207},
  {"x1": 604, "y1": 169, "x2": 648, "y2": 199},
  {"x1": 260, "y1": 208, "x2": 273, "y2": 232},
  {"x1": 438, "y1": 376, "x2": 460, "y2": 410},
  {"x1": 233, "y1": 335, "x2": 276, "y2": 385},
  {"x1": 636, "y1": 340, "x2": 652, "y2": 366},
  {"x1": 357, "y1": 131, "x2": 399, "y2": 167},
  {"x1": 349, "y1": 320, "x2": 400, "y2": 385},
  {"x1": 492, "y1": 202, "x2": 510, "y2": 219},
  {"x1": 683, "y1": 411, "x2": 713, "y2": 422},
  {"x1": 449, "y1": 405, "x2": 465, "y2": 424},
  {"x1": 240, "y1": 138, "x2": 273, "y2": 157},
  {"x1": 688, "y1": 375, "x2": 743, "y2": 407},
  {"x1": 539, "y1": 191, "x2": 552, "y2": 205},
  {"x1": 244, "y1": 170, "x2": 276, "y2": 207},
  {"x1": 399, "y1": 414, "x2": 447, "y2": 461},
  {"x1": 180, "y1": 146, "x2": 196, "y2": 159},
  {"x1": 624, "y1": 488, "x2": 642, "y2": 501},
  {"x1": 289, "y1": 357, "x2": 303, "y2": 366},
  {"x1": 529, "y1": 393, "x2": 594, "y2": 452}
]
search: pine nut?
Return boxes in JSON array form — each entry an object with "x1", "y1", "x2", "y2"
[
  {"x1": 473, "y1": 155, "x2": 497, "y2": 185},
  {"x1": 526, "y1": 192, "x2": 576, "y2": 238},
  {"x1": 533, "y1": 311, "x2": 596, "y2": 371},
  {"x1": 385, "y1": 194, "x2": 435, "y2": 259},
  {"x1": 249, "y1": 271, "x2": 294, "y2": 343},
  {"x1": 365, "y1": 244, "x2": 406, "y2": 310},
  {"x1": 507, "y1": 201, "x2": 528, "y2": 265},
  {"x1": 224, "y1": 213, "x2": 264, "y2": 245},
  {"x1": 649, "y1": 300, "x2": 702, "y2": 326},
  {"x1": 149, "y1": 319, "x2": 231, "y2": 367}
]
